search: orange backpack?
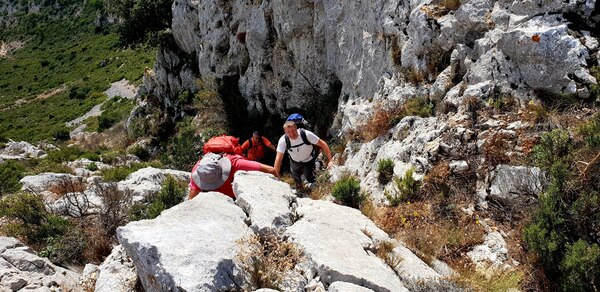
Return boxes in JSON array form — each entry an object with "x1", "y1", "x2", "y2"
[{"x1": 203, "y1": 135, "x2": 243, "y2": 155}]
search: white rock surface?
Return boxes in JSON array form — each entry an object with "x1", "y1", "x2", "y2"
[
  {"x1": 332, "y1": 116, "x2": 447, "y2": 202},
  {"x1": 0, "y1": 236, "x2": 80, "y2": 291},
  {"x1": 20, "y1": 172, "x2": 83, "y2": 198},
  {"x1": 467, "y1": 231, "x2": 510, "y2": 271},
  {"x1": 487, "y1": 164, "x2": 548, "y2": 201},
  {"x1": 391, "y1": 245, "x2": 441, "y2": 281},
  {"x1": 117, "y1": 192, "x2": 252, "y2": 291},
  {"x1": 233, "y1": 171, "x2": 296, "y2": 236},
  {"x1": 94, "y1": 245, "x2": 138, "y2": 292},
  {"x1": 117, "y1": 167, "x2": 190, "y2": 201},
  {"x1": 285, "y1": 198, "x2": 408, "y2": 292},
  {"x1": 0, "y1": 141, "x2": 46, "y2": 161},
  {"x1": 328, "y1": 281, "x2": 375, "y2": 292}
]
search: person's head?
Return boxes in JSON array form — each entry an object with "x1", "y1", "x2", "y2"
[
  {"x1": 192, "y1": 153, "x2": 231, "y2": 191},
  {"x1": 252, "y1": 131, "x2": 261, "y2": 142},
  {"x1": 283, "y1": 121, "x2": 298, "y2": 139}
]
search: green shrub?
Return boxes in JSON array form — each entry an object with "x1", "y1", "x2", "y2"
[
  {"x1": 80, "y1": 152, "x2": 101, "y2": 161},
  {"x1": 104, "y1": 0, "x2": 173, "y2": 44},
  {"x1": 86, "y1": 162, "x2": 98, "y2": 171},
  {"x1": 384, "y1": 168, "x2": 420, "y2": 207},
  {"x1": 52, "y1": 127, "x2": 71, "y2": 141},
  {"x1": 168, "y1": 127, "x2": 203, "y2": 170},
  {"x1": 403, "y1": 96, "x2": 434, "y2": 119},
  {"x1": 377, "y1": 158, "x2": 395, "y2": 184},
  {"x1": 0, "y1": 193, "x2": 72, "y2": 244},
  {"x1": 577, "y1": 113, "x2": 600, "y2": 150},
  {"x1": 331, "y1": 174, "x2": 365, "y2": 209},
  {"x1": 531, "y1": 129, "x2": 571, "y2": 171},
  {"x1": 524, "y1": 128, "x2": 600, "y2": 289},
  {"x1": 39, "y1": 224, "x2": 86, "y2": 265},
  {"x1": 45, "y1": 146, "x2": 84, "y2": 164},
  {"x1": 97, "y1": 111, "x2": 119, "y2": 131},
  {"x1": 128, "y1": 175, "x2": 186, "y2": 220},
  {"x1": 128, "y1": 144, "x2": 150, "y2": 161},
  {"x1": 0, "y1": 161, "x2": 26, "y2": 196},
  {"x1": 101, "y1": 166, "x2": 135, "y2": 182},
  {"x1": 562, "y1": 239, "x2": 600, "y2": 291}
]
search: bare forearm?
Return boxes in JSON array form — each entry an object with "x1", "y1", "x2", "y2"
[{"x1": 188, "y1": 188, "x2": 200, "y2": 200}]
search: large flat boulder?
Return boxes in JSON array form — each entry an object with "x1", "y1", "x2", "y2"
[
  {"x1": 285, "y1": 199, "x2": 407, "y2": 292},
  {"x1": 233, "y1": 171, "x2": 296, "y2": 236},
  {"x1": 117, "y1": 192, "x2": 252, "y2": 291}
]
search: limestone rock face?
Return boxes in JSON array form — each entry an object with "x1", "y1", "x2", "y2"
[
  {"x1": 116, "y1": 192, "x2": 252, "y2": 291},
  {"x1": 117, "y1": 172, "x2": 441, "y2": 291},
  {"x1": 332, "y1": 116, "x2": 448, "y2": 203},
  {"x1": 0, "y1": 236, "x2": 80, "y2": 291},
  {"x1": 487, "y1": 164, "x2": 548, "y2": 202},
  {"x1": 140, "y1": 0, "x2": 598, "y2": 138},
  {"x1": 0, "y1": 141, "x2": 47, "y2": 161},
  {"x1": 116, "y1": 167, "x2": 190, "y2": 201},
  {"x1": 285, "y1": 198, "x2": 409, "y2": 292},
  {"x1": 93, "y1": 245, "x2": 139, "y2": 292},
  {"x1": 233, "y1": 171, "x2": 296, "y2": 236}
]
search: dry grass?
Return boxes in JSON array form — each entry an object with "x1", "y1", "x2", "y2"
[
  {"x1": 236, "y1": 234, "x2": 303, "y2": 290},
  {"x1": 522, "y1": 100, "x2": 548, "y2": 125},
  {"x1": 452, "y1": 268, "x2": 523, "y2": 292},
  {"x1": 375, "y1": 240, "x2": 402, "y2": 270},
  {"x1": 355, "y1": 102, "x2": 402, "y2": 141},
  {"x1": 356, "y1": 98, "x2": 433, "y2": 141},
  {"x1": 484, "y1": 132, "x2": 512, "y2": 167}
]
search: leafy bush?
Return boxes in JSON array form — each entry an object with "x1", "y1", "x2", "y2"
[
  {"x1": 331, "y1": 174, "x2": 365, "y2": 209},
  {"x1": 531, "y1": 129, "x2": 571, "y2": 170},
  {"x1": 524, "y1": 129, "x2": 600, "y2": 290},
  {"x1": 377, "y1": 158, "x2": 395, "y2": 184},
  {"x1": 0, "y1": 193, "x2": 72, "y2": 244},
  {"x1": 0, "y1": 161, "x2": 26, "y2": 196},
  {"x1": 385, "y1": 168, "x2": 420, "y2": 207},
  {"x1": 128, "y1": 144, "x2": 150, "y2": 161},
  {"x1": 40, "y1": 227, "x2": 87, "y2": 265},
  {"x1": 85, "y1": 162, "x2": 98, "y2": 171},
  {"x1": 167, "y1": 127, "x2": 203, "y2": 170},
  {"x1": 128, "y1": 175, "x2": 186, "y2": 220},
  {"x1": 101, "y1": 165, "x2": 138, "y2": 182},
  {"x1": 577, "y1": 113, "x2": 600, "y2": 150}
]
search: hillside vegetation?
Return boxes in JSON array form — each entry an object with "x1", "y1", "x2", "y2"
[{"x1": 0, "y1": 0, "x2": 154, "y2": 142}]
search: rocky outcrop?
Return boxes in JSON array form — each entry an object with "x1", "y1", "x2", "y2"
[
  {"x1": 233, "y1": 171, "x2": 296, "y2": 236},
  {"x1": 286, "y1": 198, "x2": 409, "y2": 291},
  {"x1": 117, "y1": 167, "x2": 190, "y2": 201},
  {"x1": 20, "y1": 172, "x2": 83, "y2": 199},
  {"x1": 117, "y1": 192, "x2": 252, "y2": 291},
  {"x1": 484, "y1": 164, "x2": 549, "y2": 203},
  {"x1": 332, "y1": 116, "x2": 448, "y2": 202},
  {"x1": 139, "y1": 0, "x2": 598, "y2": 138},
  {"x1": 118, "y1": 172, "x2": 442, "y2": 291},
  {"x1": 82, "y1": 245, "x2": 139, "y2": 292},
  {"x1": 0, "y1": 141, "x2": 47, "y2": 161},
  {"x1": 0, "y1": 236, "x2": 80, "y2": 291}
]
